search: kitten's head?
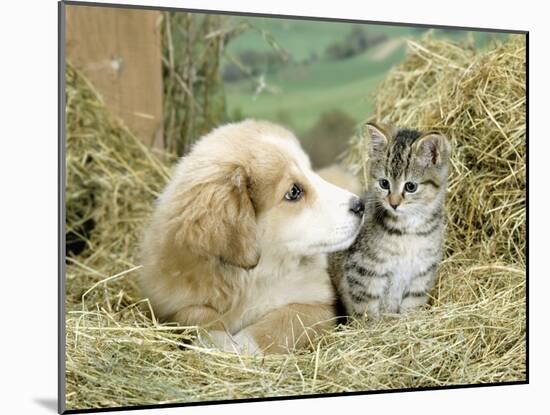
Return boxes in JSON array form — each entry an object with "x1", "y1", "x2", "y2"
[{"x1": 364, "y1": 122, "x2": 451, "y2": 217}]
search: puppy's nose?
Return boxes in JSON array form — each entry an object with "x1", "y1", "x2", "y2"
[{"x1": 349, "y1": 197, "x2": 365, "y2": 218}]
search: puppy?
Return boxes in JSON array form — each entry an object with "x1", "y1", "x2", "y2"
[{"x1": 139, "y1": 120, "x2": 365, "y2": 354}]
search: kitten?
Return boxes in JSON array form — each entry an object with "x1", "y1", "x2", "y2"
[{"x1": 330, "y1": 122, "x2": 451, "y2": 319}]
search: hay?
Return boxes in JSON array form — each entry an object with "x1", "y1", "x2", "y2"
[
  {"x1": 345, "y1": 34, "x2": 526, "y2": 264},
  {"x1": 65, "y1": 64, "x2": 172, "y2": 304},
  {"x1": 161, "y1": 12, "x2": 228, "y2": 156},
  {"x1": 65, "y1": 35, "x2": 526, "y2": 411}
]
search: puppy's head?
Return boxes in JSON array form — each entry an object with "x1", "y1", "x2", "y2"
[
  {"x1": 163, "y1": 120, "x2": 364, "y2": 269},
  {"x1": 252, "y1": 136, "x2": 365, "y2": 257}
]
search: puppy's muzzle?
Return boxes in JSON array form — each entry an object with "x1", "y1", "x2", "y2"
[{"x1": 349, "y1": 197, "x2": 365, "y2": 218}]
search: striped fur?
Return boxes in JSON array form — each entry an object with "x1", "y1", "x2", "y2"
[{"x1": 329, "y1": 123, "x2": 450, "y2": 319}]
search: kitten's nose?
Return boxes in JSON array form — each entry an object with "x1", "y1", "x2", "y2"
[
  {"x1": 349, "y1": 197, "x2": 365, "y2": 218},
  {"x1": 389, "y1": 193, "x2": 402, "y2": 210}
]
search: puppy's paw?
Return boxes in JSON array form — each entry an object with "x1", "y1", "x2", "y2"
[
  {"x1": 199, "y1": 330, "x2": 262, "y2": 355},
  {"x1": 231, "y1": 330, "x2": 262, "y2": 355},
  {"x1": 194, "y1": 330, "x2": 230, "y2": 350}
]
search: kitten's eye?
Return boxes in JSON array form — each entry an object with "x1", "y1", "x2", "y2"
[
  {"x1": 284, "y1": 184, "x2": 303, "y2": 201},
  {"x1": 404, "y1": 181, "x2": 418, "y2": 193},
  {"x1": 379, "y1": 179, "x2": 390, "y2": 190}
]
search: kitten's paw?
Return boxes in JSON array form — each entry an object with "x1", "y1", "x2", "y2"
[
  {"x1": 367, "y1": 312, "x2": 382, "y2": 322},
  {"x1": 400, "y1": 295, "x2": 428, "y2": 312}
]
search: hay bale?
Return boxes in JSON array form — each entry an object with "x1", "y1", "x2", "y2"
[
  {"x1": 65, "y1": 64, "x2": 172, "y2": 303},
  {"x1": 345, "y1": 34, "x2": 526, "y2": 264},
  {"x1": 65, "y1": 35, "x2": 526, "y2": 411}
]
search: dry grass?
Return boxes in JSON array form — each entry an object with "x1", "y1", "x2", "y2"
[
  {"x1": 346, "y1": 34, "x2": 526, "y2": 264},
  {"x1": 161, "y1": 12, "x2": 229, "y2": 156},
  {"x1": 64, "y1": 34, "x2": 526, "y2": 411}
]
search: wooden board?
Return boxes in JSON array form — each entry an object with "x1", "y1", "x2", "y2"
[{"x1": 65, "y1": 5, "x2": 164, "y2": 148}]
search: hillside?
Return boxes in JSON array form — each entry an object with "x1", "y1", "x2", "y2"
[{"x1": 221, "y1": 16, "x2": 507, "y2": 165}]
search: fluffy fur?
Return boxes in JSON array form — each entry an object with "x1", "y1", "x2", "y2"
[{"x1": 140, "y1": 120, "x2": 364, "y2": 354}]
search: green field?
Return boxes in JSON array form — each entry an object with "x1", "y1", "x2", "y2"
[
  {"x1": 226, "y1": 56, "x2": 389, "y2": 134},
  {"x1": 224, "y1": 18, "x2": 416, "y2": 134},
  {"x1": 225, "y1": 18, "x2": 420, "y2": 61},
  {"x1": 221, "y1": 16, "x2": 507, "y2": 165}
]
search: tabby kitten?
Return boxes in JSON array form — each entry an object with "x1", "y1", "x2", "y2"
[{"x1": 330, "y1": 122, "x2": 451, "y2": 319}]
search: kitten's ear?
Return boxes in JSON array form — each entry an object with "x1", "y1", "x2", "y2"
[
  {"x1": 363, "y1": 122, "x2": 390, "y2": 156},
  {"x1": 413, "y1": 132, "x2": 451, "y2": 166}
]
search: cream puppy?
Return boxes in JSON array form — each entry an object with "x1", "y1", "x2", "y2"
[{"x1": 140, "y1": 120, "x2": 365, "y2": 354}]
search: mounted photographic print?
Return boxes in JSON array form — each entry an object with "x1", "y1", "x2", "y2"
[{"x1": 59, "y1": 0, "x2": 527, "y2": 413}]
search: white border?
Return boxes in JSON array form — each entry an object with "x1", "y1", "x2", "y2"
[{"x1": 1, "y1": 0, "x2": 544, "y2": 414}]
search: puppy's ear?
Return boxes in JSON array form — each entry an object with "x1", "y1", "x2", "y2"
[
  {"x1": 413, "y1": 132, "x2": 451, "y2": 166},
  {"x1": 172, "y1": 165, "x2": 259, "y2": 269}
]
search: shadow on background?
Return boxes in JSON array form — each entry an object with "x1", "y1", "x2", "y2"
[{"x1": 34, "y1": 398, "x2": 57, "y2": 413}]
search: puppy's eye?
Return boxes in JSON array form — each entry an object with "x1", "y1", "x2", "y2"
[
  {"x1": 284, "y1": 184, "x2": 303, "y2": 202},
  {"x1": 404, "y1": 181, "x2": 418, "y2": 193},
  {"x1": 379, "y1": 179, "x2": 390, "y2": 190}
]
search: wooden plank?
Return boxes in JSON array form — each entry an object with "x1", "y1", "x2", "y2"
[{"x1": 65, "y1": 5, "x2": 163, "y2": 148}]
